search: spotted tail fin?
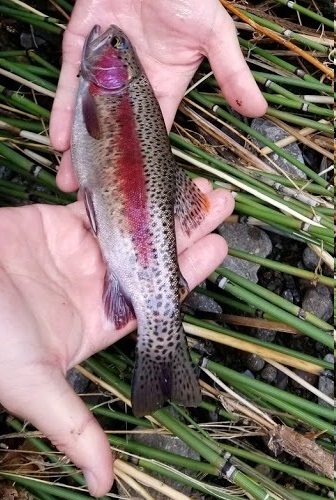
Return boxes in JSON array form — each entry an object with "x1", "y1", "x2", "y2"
[{"x1": 131, "y1": 327, "x2": 201, "y2": 417}]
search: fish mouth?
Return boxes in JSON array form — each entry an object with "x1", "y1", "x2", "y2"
[
  {"x1": 83, "y1": 24, "x2": 127, "y2": 59},
  {"x1": 81, "y1": 24, "x2": 131, "y2": 91}
]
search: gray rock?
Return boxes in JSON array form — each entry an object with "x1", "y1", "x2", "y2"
[
  {"x1": 281, "y1": 289, "x2": 294, "y2": 303},
  {"x1": 302, "y1": 246, "x2": 320, "y2": 271},
  {"x1": 246, "y1": 353, "x2": 265, "y2": 372},
  {"x1": 218, "y1": 223, "x2": 272, "y2": 282},
  {"x1": 128, "y1": 431, "x2": 200, "y2": 499},
  {"x1": 255, "y1": 329, "x2": 277, "y2": 343},
  {"x1": 302, "y1": 284, "x2": 333, "y2": 321},
  {"x1": 251, "y1": 118, "x2": 307, "y2": 179},
  {"x1": 255, "y1": 464, "x2": 273, "y2": 478},
  {"x1": 275, "y1": 371, "x2": 288, "y2": 390},
  {"x1": 291, "y1": 369, "x2": 318, "y2": 389},
  {"x1": 323, "y1": 353, "x2": 334, "y2": 364},
  {"x1": 183, "y1": 291, "x2": 222, "y2": 315},
  {"x1": 0, "y1": 165, "x2": 12, "y2": 181},
  {"x1": 20, "y1": 32, "x2": 46, "y2": 49},
  {"x1": 66, "y1": 368, "x2": 89, "y2": 394},
  {"x1": 242, "y1": 369, "x2": 255, "y2": 379},
  {"x1": 318, "y1": 376, "x2": 334, "y2": 407},
  {"x1": 260, "y1": 364, "x2": 278, "y2": 383}
]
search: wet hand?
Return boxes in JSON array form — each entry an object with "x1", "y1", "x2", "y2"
[
  {"x1": 0, "y1": 180, "x2": 233, "y2": 497},
  {"x1": 50, "y1": 0, "x2": 267, "y2": 192}
]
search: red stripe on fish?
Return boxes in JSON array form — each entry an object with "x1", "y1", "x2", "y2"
[{"x1": 115, "y1": 93, "x2": 151, "y2": 266}]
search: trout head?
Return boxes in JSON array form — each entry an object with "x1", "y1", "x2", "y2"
[{"x1": 81, "y1": 25, "x2": 142, "y2": 92}]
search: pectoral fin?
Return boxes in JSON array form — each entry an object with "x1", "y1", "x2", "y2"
[
  {"x1": 103, "y1": 269, "x2": 135, "y2": 329},
  {"x1": 82, "y1": 187, "x2": 97, "y2": 235},
  {"x1": 174, "y1": 168, "x2": 210, "y2": 236},
  {"x1": 82, "y1": 85, "x2": 101, "y2": 139}
]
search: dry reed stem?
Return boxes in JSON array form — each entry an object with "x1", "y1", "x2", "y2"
[
  {"x1": 75, "y1": 365, "x2": 161, "y2": 427},
  {"x1": 180, "y1": 102, "x2": 275, "y2": 172},
  {"x1": 264, "y1": 358, "x2": 334, "y2": 406},
  {"x1": 265, "y1": 116, "x2": 334, "y2": 160},
  {"x1": 114, "y1": 462, "x2": 155, "y2": 500},
  {"x1": 0, "y1": 69, "x2": 55, "y2": 98},
  {"x1": 201, "y1": 368, "x2": 276, "y2": 429},
  {"x1": 260, "y1": 120, "x2": 333, "y2": 160},
  {"x1": 182, "y1": 97, "x2": 316, "y2": 182},
  {"x1": 184, "y1": 322, "x2": 323, "y2": 374},
  {"x1": 114, "y1": 460, "x2": 191, "y2": 500},
  {"x1": 9, "y1": 0, "x2": 67, "y2": 29},
  {"x1": 269, "y1": 426, "x2": 334, "y2": 479},
  {"x1": 308, "y1": 243, "x2": 333, "y2": 270},
  {"x1": 220, "y1": 0, "x2": 334, "y2": 79},
  {"x1": 221, "y1": 315, "x2": 299, "y2": 333}
]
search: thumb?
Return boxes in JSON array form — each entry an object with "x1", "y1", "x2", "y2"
[
  {"x1": 206, "y1": 7, "x2": 267, "y2": 117},
  {"x1": 3, "y1": 366, "x2": 113, "y2": 497}
]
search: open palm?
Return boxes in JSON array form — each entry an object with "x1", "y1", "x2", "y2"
[
  {"x1": 0, "y1": 181, "x2": 233, "y2": 497},
  {"x1": 50, "y1": 0, "x2": 266, "y2": 192}
]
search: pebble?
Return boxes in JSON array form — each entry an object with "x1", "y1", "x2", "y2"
[
  {"x1": 291, "y1": 369, "x2": 318, "y2": 389},
  {"x1": 66, "y1": 368, "x2": 89, "y2": 394},
  {"x1": 255, "y1": 464, "x2": 273, "y2": 478},
  {"x1": 246, "y1": 353, "x2": 265, "y2": 372},
  {"x1": 275, "y1": 371, "x2": 288, "y2": 390},
  {"x1": 318, "y1": 376, "x2": 334, "y2": 407},
  {"x1": 0, "y1": 165, "x2": 12, "y2": 181},
  {"x1": 251, "y1": 118, "x2": 307, "y2": 179},
  {"x1": 218, "y1": 223, "x2": 272, "y2": 283},
  {"x1": 302, "y1": 284, "x2": 333, "y2": 321},
  {"x1": 323, "y1": 353, "x2": 334, "y2": 365},
  {"x1": 281, "y1": 289, "x2": 294, "y2": 303},
  {"x1": 20, "y1": 32, "x2": 46, "y2": 49},
  {"x1": 242, "y1": 369, "x2": 255, "y2": 379},
  {"x1": 126, "y1": 431, "x2": 200, "y2": 499},
  {"x1": 302, "y1": 246, "x2": 320, "y2": 271},
  {"x1": 255, "y1": 329, "x2": 277, "y2": 343},
  {"x1": 260, "y1": 364, "x2": 278, "y2": 383},
  {"x1": 183, "y1": 291, "x2": 222, "y2": 315}
]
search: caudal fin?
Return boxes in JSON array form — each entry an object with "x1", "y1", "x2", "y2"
[{"x1": 131, "y1": 333, "x2": 201, "y2": 417}]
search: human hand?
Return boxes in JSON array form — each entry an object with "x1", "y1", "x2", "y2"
[
  {"x1": 0, "y1": 181, "x2": 234, "y2": 497},
  {"x1": 50, "y1": 0, "x2": 267, "y2": 192}
]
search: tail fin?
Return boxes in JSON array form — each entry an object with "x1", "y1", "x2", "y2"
[{"x1": 131, "y1": 331, "x2": 201, "y2": 417}]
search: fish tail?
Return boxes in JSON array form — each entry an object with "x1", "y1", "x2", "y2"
[{"x1": 131, "y1": 327, "x2": 201, "y2": 417}]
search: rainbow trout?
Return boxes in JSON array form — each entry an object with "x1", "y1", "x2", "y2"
[{"x1": 71, "y1": 25, "x2": 210, "y2": 416}]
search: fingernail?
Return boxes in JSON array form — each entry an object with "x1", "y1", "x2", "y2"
[{"x1": 84, "y1": 470, "x2": 98, "y2": 497}]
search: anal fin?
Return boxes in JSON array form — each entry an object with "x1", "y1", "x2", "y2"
[
  {"x1": 175, "y1": 168, "x2": 210, "y2": 237},
  {"x1": 103, "y1": 270, "x2": 135, "y2": 329}
]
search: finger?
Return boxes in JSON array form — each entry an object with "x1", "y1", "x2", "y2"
[
  {"x1": 206, "y1": 7, "x2": 267, "y2": 117},
  {"x1": 179, "y1": 233, "x2": 228, "y2": 289},
  {"x1": 176, "y1": 188, "x2": 234, "y2": 254},
  {"x1": 56, "y1": 149, "x2": 79, "y2": 192},
  {"x1": 50, "y1": 30, "x2": 84, "y2": 152},
  {"x1": 4, "y1": 367, "x2": 113, "y2": 497}
]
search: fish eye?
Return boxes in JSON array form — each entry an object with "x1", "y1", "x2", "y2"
[{"x1": 111, "y1": 35, "x2": 128, "y2": 50}]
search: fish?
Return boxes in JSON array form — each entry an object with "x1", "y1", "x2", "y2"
[{"x1": 71, "y1": 24, "x2": 211, "y2": 417}]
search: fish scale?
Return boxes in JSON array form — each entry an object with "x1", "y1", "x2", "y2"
[{"x1": 71, "y1": 24, "x2": 210, "y2": 416}]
